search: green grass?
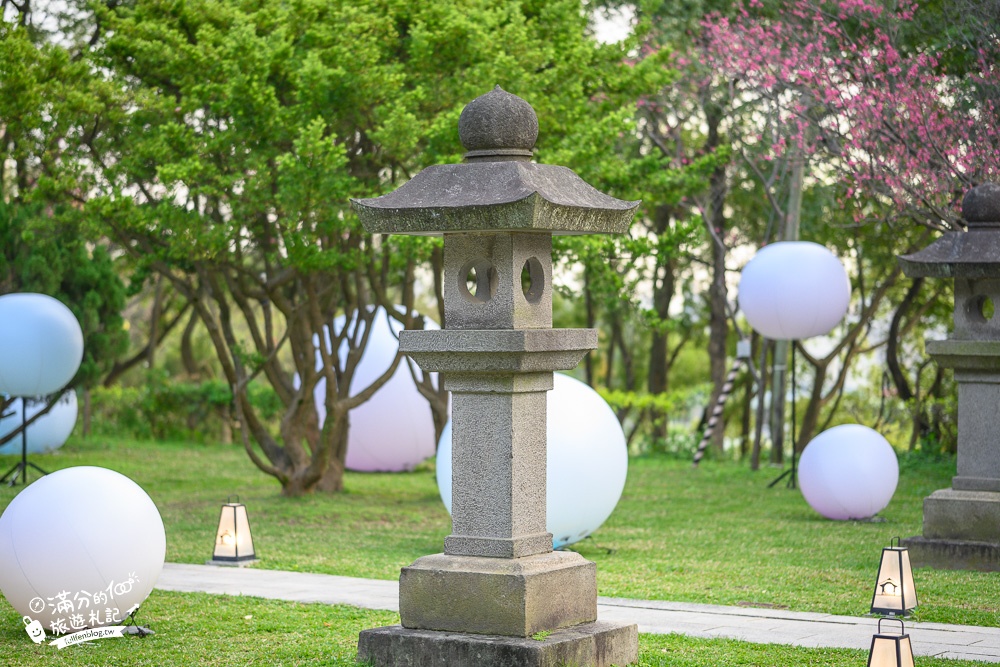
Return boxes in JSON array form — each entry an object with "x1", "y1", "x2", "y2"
[
  {"x1": 0, "y1": 592, "x2": 991, "y2": 666},
  {"x1": 0, "y1": 591, "x2": 982, "y2": 667},
  {"x1": 0, "y1": 590, "x2": 395, "y2": 665},
  {"x1": 1, "y1": 437, "x2": 998, "y2": 632}
]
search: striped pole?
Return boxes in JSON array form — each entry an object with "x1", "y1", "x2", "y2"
[{"x1": 692, "y1": 359, "x2": 744, "y2": 467}]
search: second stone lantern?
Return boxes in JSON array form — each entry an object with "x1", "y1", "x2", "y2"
[{"x1": 353, "y1": 88, "x2": 639, "y2": 665}]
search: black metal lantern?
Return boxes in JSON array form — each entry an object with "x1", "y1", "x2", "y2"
[
  {"x1": 867, "y1": 618, "x2": 915, "y2": 667},
  {"x1": 210, "y1": 495, "x2": 257, "y2": 565},
  {"x1": 870, "y1": 537, "x2": 917, "y2": 616}
]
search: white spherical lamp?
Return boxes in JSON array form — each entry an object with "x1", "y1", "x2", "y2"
[
  {"x1": 798, "y1": 424, "x2": 899, "y2": 520},
  {"x1": 0, "y1": 391, "x2": 78, "y2": 455},
  {"x1": 437, "y1": 373, "x2": 628, "y2": 548},
  {"x1": 0, "y1": 467, "x2": 165, "y2": 632},
  {"x1": 737, "y1": 242, "x2": 850, "y2": 340},
  {"x1": 312, "y1": 307, "x2": 438, "y2": 472},
  {"x1": 0, "y1": 293, "x2": 84, "y2": 396}
]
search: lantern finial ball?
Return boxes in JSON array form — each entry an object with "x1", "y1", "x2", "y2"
[
  {"x1": 458, "y1": 86, "x2": 538, "y2": 160},
  {"x1": 962, "y1": 182, "x2": 1000, "y2": 227}
]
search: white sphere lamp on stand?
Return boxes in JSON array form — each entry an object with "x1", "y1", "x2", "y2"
[
  {"x1": 737, "y1": 242, "x2": 850, "y2": 488},
  {"x1": 0, "y1": 293, "x2": 84, "y2": 485}
]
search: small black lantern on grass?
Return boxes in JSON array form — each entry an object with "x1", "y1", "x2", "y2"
[
  {"x1": 871, "y1": 537, "x2": 917, "y2": 616},
  {"x1": 867, "y1": 618, "x2": 915, "y2": 667},
  {"x1": 210, "y1": 496, "x2": 257, "y2": 565}
]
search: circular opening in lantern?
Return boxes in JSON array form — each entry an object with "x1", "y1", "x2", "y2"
[
  {"x1": 520, "y1": 257, "x2": 544, "y2": 304},
  {"x1": 967, "y1": 295, "x2": 994, "y2": 323},
  {"x1": 459, "y1": 259, "x2": 496, "y2": 304}
]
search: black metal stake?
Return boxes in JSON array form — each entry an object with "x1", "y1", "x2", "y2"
[
  {"x1": 768, "y1": 342, "x2": 798, "y2": 489},
  {"x1": 0, "y1": 398, "x2": 50, "y2": 486}
]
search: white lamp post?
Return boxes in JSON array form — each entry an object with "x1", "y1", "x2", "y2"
[
  {"x1": 737, "y1": 241, "x2": 850, "y2": 487},
  {"x1": 0, "y1": 293, "x2": 84, "y2": 485}
]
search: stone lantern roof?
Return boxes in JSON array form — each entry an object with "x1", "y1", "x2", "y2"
[
  {"x1": 898, "y1": 183, "x2": 1000, "y2": 279},
  {"x1": 352, "y1": 86, "x2": 639, "y2": 236}
]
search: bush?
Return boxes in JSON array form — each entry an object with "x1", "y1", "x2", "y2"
[{"x1": 86, "y1": 373, "x2": 281, "y2": 443}]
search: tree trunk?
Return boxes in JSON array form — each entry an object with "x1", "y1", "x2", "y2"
[
  {"x1": 704, "y1": 111, "x2": 730, "y2": 453},
  {"x1": 648, "y1": 206, "x2": 677, "y2": 444},
  {"x1": 181, "y1": 309, "x2": 201, "y2": 379}
]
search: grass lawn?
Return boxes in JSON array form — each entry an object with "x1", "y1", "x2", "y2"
[
  {"x1": 0, "y1": 436, "x2": 997, "y2": 665},
  {"x1": 0, "y1": 591, "x2": 991, "y2": 666}
]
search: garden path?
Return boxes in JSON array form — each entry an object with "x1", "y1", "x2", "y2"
[{"x1": 156, "y1": 563, "x2": 1000, "y2": 663}]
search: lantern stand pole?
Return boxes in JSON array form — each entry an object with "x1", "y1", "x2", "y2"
[
  {"x1": 0, "y1": 397, "x2": 49, "y2": 487},
  {"x1": 768, "y1": 342, "x2": 798, "y2": 489}
]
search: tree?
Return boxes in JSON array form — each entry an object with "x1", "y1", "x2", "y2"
[
  {"x1": 701, "y1": 0, "x2": 999, "y2": 229},
  {"x1": 690, "y1": 0, "x2": 997, "y2": 461},
  {"x1": 0, "y1": 23, "x2": 129, "y2": 446},
  {"x1": 64, "y1": 0, "x2": 666, "y2": 495}
]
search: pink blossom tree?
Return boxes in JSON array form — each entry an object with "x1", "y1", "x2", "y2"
[{"x1": 701, "y1": 0, "x2": 999, "y2": 230}]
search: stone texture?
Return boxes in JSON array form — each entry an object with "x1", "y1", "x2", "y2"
[
  {"x1": 357, "y1": 621, "x2": 638, "y2": 667},
  {"x1": 352, "y1": 162, "x2": 638, "y2": 236},
  {"x1": 922, "y1": 488, "x2": 1000, "y2": 542},
  {"x1": 458, "y1": 86, "x2": 538, "y2": 161},
  {"x1": 898, "y1": 230, "x2": 1000, "y2": 278},
  {"x1": 900, "y1": 535, "x2": 1000, "y2": 572},
  {"x1": 926, "y1": 339, "x2": 1000, "y2": 370},
  {"x1": 951, "y1": 278, "x2": 1000, "y2": 341},
  {"x1": 399, "y1": 328, "x2": 597, "y2": 374},
  {"x1": 399, "y1": 552, "x2": 597, "y2": 636},
  {"x1": 925, "y1": 345, "x2": 1000, "y2": 492},
  {"x1": 964, "y1": 182, "x2": 1000, "y2": 226},
  {"x1": 447, "y1": 388, "x2": 549, "y2": 558},
  {"x1": 443, "y1": 232, "x2": 553, "y2": 330}
]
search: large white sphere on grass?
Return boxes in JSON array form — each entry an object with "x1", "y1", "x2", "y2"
[
  {"x1": 0, "y1": 391, "x2": 78, "y2": 455},
  {"x1": 313, "y1": 307, "x2": 438, "y2": 472},
  {"x1": 0, "y1": 293, "x2": 84, "y2": 396},
  {"x1": 798, "y1": 424, "x2": 899, "y2": 520},
  {"x1": 0, "y1": 467, "x2": 165, "y2": 631},
  {"x1": 737, "y1": 242, "x2": 850, "y2": 340},
  {"x1": 437, "y1": 373, "x2": 628, "y2": 549}
]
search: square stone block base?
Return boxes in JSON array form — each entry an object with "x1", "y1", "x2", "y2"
[
  {"x1": 900, "y1": 535, "x2": 1000, "y2": 572},
  {"x1": 922, "y1": 488, "x2": 1000, "y2": 543},
  {"x1": 357, "y1": 620, "x2": 638, "y2": 667},
  {"x1": 399, "y1": 551, "x2": 596, "y2": 636}
]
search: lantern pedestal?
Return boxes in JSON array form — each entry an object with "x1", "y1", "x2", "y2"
[
  {"x1": 398, "y1": 551, "x2": 597, "y2": 636},
  {"x1": 358, "y1": 621, "x2": 638, "y2": 667},
  {"x1": 897, "y1": 340, "x2": 1000, "y2": 572},
  {"x1": 900, "y1": 487, "x2": 1000, "y2": 571}
]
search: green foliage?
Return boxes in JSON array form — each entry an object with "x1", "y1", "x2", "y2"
[
  {"x1": 87, "y1": 374, "x2": 281, "y2": 442},
  {"x1": 0, "y1": 202, "x2": 129, "y2": 389}
]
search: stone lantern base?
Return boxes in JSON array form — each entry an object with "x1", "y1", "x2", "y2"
[
  {"x1": 357, "y1": 621, "x2": 638, "y2": 667},
  {"x1": 901, "y1": 488, "x2": 1000, "y2": 572}
]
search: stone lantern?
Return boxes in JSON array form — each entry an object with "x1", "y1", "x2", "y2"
[
  {"x1": 897, "y1": 182, "x2": 1000, "y2": 571},
  {"x1": 352, "y1": 87, "x2": 639, "y2": 665}
]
